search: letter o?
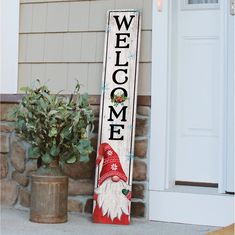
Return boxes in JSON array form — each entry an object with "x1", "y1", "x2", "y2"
[{"x1": 110, "y1": 87, "x2": 128, "y2": 100}]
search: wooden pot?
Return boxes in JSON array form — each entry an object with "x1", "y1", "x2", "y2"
[{"x1": 30, "y1": 158, "x2": 68, "y2": 223}]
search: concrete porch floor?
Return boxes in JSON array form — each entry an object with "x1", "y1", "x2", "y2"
[{"x1": 1, "y1": 207, "x2": 219, "y2": 235}]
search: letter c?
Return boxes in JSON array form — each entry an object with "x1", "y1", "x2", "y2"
[{"x1": 112, "y1": 69, "x2": 128, "y2": 85}]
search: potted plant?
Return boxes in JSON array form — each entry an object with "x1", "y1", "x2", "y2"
[{"x1": 11, "y1": 81, "x2": 94, "y2": 223}]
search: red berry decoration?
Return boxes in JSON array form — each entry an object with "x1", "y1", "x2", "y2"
[
  {"x1": 111, "y1": 94, "x2": 127, "y2": 106},
  {"x1": 116, "y1": 96, "x2": 123, "y2": 103}
]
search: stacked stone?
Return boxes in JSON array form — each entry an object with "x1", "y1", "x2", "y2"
[
  {"x1": 131, "y1": 106, "x2": 150, "y2": 218},
  {"x1": 0, "y1": 102, "x2": 149, "y2": 219},
  {"x1": 0, "y1": 103, "x2": 35, "y2": 208}
]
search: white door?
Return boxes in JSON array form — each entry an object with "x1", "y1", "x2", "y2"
[
  {"x1": 173, "y1": 0, "x2": 222, "y2": 184},
  {"x1": 149, "y1": 0, "x2": 234, "y2": 226}
]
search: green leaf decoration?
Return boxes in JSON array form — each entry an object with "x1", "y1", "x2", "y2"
[
  {"x1": 28, "y1": 146, "x2": 40, "y2": 158},
  {"x1": 66, "y1": 156, "x2": 77, "y2": 164},
  {"x1": 39, "y1": 98, "x2": 47, "y2": 112},
  {"x1": 77, "y1": 139, "x2": 93, "y2": 157},
  {"x1": 42, "y1": 91, "x2": 51, "y2": 101},
  {"x1": 48, "y1": 110, "x2": 58, "y2": 116},
  {"x1": 50, "y1": 145, "x2": 60, "y2": 157},
  {"x1": 20, "y1": 86, "x2": 30, "y2": 93},
  {"x1": 79, "y1": 154, "x2": 89, "y2": 163},
  {"x1": 9, "y1": 80, "x2": 94, "y2": 166},
  {"x1": 75, "y1": 82, "x2": 80, "y2": 92},
  {"x1": 79, "y1": 93, "x2": 89, "y2": 107},
  {"x1": 42, "y1": 153, "x2": 53, "y2": 164},
  {"x1": 60, "y1": 127, "x2": 71, "y2": 140},
  {"x1": 48, "y1": 127, "x2": 57, "y2": 137}
]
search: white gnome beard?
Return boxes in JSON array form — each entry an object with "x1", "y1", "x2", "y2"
[{"x1": 95, "y1": 178, "x2": 130, "y2": 221}]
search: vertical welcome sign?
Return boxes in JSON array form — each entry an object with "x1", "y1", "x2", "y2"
[{"x1": 92, "y1": 10, "x2": 141, "y2": 225}]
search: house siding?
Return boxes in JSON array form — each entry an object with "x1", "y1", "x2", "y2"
[{"x1": 18, "y1": 0, "x2": 152, "y2": 95}]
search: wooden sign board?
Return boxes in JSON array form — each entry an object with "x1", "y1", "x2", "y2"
[{"x1": 92, "y1": 10, "x2": 141, "y2": 225}]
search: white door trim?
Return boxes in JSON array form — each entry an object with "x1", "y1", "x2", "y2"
[
  {"x1": 149, "y1": 0, "x2": 234, "y2": 226},
  {"x1": 149, "y1": 0, "x2": 172, "y2": 192},
  {"x1": 218, "y1": 0, "x2": 227, "y2": 194},
  {"x1": 225, "y1": 2, "x2": 235, "y2": 193},
  {"x1": 0, "y1": 0, "x2": 20, "y2": 93},
  {"x1": 149, "y1": 188, "x2": 234, "y2": 226}
]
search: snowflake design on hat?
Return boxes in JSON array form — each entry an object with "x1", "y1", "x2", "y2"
[
  {"x1": 107, "y1": 150, "x2": 113, "y2": 156},
  {"x1": 97, "y1": 143, "x2": 128, "y2": 185},
  {"x1": 111, "y1": 163, "x2": 118, "y2": 171}
]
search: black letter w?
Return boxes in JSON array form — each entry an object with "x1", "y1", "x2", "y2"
[{"x1": 113, "y1": 15, "x2": 135, "y2": 30}]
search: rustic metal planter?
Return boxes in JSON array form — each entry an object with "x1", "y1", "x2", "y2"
[{"x1": 30, "y1": 173, "x2": 68, "y2": 223}]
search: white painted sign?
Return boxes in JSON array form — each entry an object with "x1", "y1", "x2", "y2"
[{"x1": 92, "y1": 10, "x2": 141, "y2": 225}]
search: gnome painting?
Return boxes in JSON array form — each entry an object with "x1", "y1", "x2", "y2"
[
  {"x1": 93, "y1": 143, "x2": 132, "y2": 224},
  {"x1": 92, "y1": 9, "x2": 141, "y2": 225}
]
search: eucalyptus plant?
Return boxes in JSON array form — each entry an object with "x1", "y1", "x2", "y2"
[{"x1": 12, "y1": 81, "x2": 94, "y2": 167}]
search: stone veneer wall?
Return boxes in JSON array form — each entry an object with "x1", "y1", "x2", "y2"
[{"x1": 0, "y1": 99, "x2": 150, "y2": 219}]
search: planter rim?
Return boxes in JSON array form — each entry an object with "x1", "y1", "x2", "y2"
[{"x1": 31, "y1": 174, "x2": 68, "y2": 179}]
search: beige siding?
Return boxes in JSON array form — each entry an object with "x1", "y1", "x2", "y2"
[
  {"x1": 19, "y1": 4, "x2": 33, "y2": 32},
  {"x1": 31, "y1": 4, "x2": 47, "y2": 32},
  {"x1": 69, "y1": 2, "x2": 90, "y2": 31},
  {"x1": 18, "y1": 0, "x2": 152, "y2": 95}
]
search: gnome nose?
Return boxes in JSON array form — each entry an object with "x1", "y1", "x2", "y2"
[{"x1": 112, "y1": 175, "x2": 120, "y2": 182}]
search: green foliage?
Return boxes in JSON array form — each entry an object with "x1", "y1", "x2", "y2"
[{"x1": 12, "y1": 80, "x2": 94, "y2": 166}]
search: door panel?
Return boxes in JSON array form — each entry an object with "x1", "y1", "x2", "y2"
[
  {"x1": 174, "y1": 1, "x2": 222, "y2": 183},
  {"x1": 180, "y1": 38, "x2": 219, "y2": 137}
]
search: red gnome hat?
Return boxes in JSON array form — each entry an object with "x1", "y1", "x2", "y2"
[{"x1": 96, "y1": 143, "x2": 127, "y2": 185}]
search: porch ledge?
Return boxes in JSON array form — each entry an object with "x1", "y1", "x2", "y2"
[
  {"x1": 1, "y1": 207, "x2": 218, "y2": 235},
  {"x1": 0, "y1": 94, "x2": 151, "y2": 106}
]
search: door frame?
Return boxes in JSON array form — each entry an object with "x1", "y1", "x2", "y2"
[
  {"x1": 226, "y1": 1, "x2": 235, "y2": 193},
  {"x1": 149, "y1": 0, "x2": 234, "y2": 226},
  {"x1": 0, "y1": 0, "x2": 19, "y2": 93}
]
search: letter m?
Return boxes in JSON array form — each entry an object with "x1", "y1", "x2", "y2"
[
  {"x1": 108, "y1": 106, "x2": 127, "y2": 121},
  {"x1": 113, "y1": 15, "x2": 135, "y2": 30}
]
